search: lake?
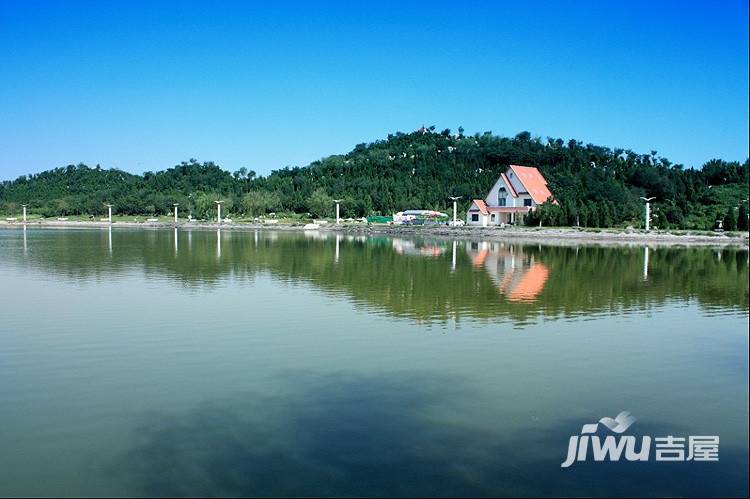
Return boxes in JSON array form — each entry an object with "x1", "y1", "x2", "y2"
[{"x1": 0, "y1": 227, "x2": 747, "y2": 497}]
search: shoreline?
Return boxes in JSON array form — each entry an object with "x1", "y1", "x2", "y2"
[{"x1": 2, "y1": 219, "x2": 748, "y2": 247}]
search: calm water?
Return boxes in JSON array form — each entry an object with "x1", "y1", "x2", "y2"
[{"x1": 0, "y1": 228, "x2": 747, "y2": 497}]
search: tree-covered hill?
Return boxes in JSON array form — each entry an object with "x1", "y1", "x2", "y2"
[{"x1": 1, "y1": 128, "x2": 748, "y2": 230}]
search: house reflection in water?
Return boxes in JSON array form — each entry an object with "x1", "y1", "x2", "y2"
[{"x1": 467, "y1": 241, "x2": 549, "y2": 302}]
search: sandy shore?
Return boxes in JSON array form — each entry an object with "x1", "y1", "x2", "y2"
[{"x1": 1, "y1": 219, "x2": 747, "y2": 247}]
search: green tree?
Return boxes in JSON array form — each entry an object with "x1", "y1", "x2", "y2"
[
  {"x1": 723, "y1": 207, "x2": 737, "y2": 231},
  {"x1": 738, "y1": 204, "x2": 749, "y2": 231},
  {"x1": 307, "y1": 188, "x2": 333, "y2": 218},
  {"x1": 242, "y1": 190, "x2": 281, "y2": 216}
]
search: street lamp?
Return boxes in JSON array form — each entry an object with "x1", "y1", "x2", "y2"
[
  {"x1": 173, "y1": 203, "x2": 179, "y2": 224},
  {"x1": 333, "y1": 199, "x2": 343, "y2": 224},
  {"x1": 105, "y1": 203, "x2": 113, "y2": 224},
  {"x1": 21, "y1": 204, "x2": 27, "y2": 223},
  {"x1": 215, "y1": 200, "x2": 223, "y2": 224},
  {"x1": 449, "y1": 196, "x2": 461, "y2": 226},
  {"x1": 640, "y1": 197, "x2": 655, "y2": 231}
]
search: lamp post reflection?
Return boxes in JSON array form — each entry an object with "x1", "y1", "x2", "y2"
[{"x1": 451, "y1": 240, "x2": 457, "y2": 272}]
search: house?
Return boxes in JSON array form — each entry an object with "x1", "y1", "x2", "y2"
[{"x1": 466, "y1": 165, "x2": 553, "y2": 226}]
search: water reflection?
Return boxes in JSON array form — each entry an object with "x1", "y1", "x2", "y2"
[
  {"x1": 2, "y1": 228, "x2": 747, "y2": 326},
  {"x1": 467, "y1": 242, "x2": 550, "y2": 302},
  {"x1": 1, "y1": 228, "x2": 747, "y2": 497},
  {"x1": 392, "y1": 237, "x2": 448, "y2": 257},
  {"x1": 113, "y1": 370, "x2": 748, "y2": 497}
]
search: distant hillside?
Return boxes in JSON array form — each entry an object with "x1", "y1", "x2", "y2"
[{"x1": 1, "y1": 128, "x2": 748, "y2": 230}]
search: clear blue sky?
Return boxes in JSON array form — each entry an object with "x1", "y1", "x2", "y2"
[{"x1": 1, "y1": 0, "x2": 747, "y2": 181}]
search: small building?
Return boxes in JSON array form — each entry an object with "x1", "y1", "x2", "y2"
[{"x1": 466, "y1": 165, "x2": 553, "y2": 226}]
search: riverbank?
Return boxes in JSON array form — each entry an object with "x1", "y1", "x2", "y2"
[{"x1": 2, "y1": 218, "x2": 748, "y2": 247}]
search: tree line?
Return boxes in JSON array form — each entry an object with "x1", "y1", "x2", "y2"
[{"x1": 1, "y1": 128, "x2": 748, "y2": 230}]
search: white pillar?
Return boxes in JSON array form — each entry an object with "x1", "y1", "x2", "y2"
[
  {"x1": 449, "y1": 196, "x2": 461, "y2": 226},
  {"x1": 641, "y1": 197, "x2": 655, "y2": 231},
  {"x1": 332, "y1": 199, "x2": 343, "y2": 224},
  {"x1": 217, "y1": 203, "x2": 221, "y2": 223},
  {"x1": 174, "y1": 204, "x2": 179, "y2": 224},
  {"x1": 22, "y1": 205, "x2": 27, "y2": 223},
  {"x1": 108, "y1": 205, "x2": 112, "y2": 224}
]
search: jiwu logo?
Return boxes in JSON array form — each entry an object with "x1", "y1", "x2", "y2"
[
  {"x1": 561, "y1": 411, "x2": 648, "y2": 468},
  {"x1": 561, "y1": 411, "x2": 719, "y2": 468}
]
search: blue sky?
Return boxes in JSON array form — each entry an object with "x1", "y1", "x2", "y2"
[{"x1": 0, "y1": 0, "x2": 747, "y2": 180}]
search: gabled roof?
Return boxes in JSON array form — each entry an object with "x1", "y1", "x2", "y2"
[
  {"x1": 499, "y1": 172, "x2": 518, "y2": 197},
  {"x1": 470, "y1": 199, "x2": 489, "y2": 215},
  {"x1": 508, "y1": 165, "x2": 553, "y2": 205}
]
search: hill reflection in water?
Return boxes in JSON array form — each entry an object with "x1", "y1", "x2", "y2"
[{"x1": 3, "y1": 227, "x2": 748, "y2": 326}]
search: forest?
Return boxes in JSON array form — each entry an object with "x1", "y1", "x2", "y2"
[{"x1": 1, "y1": 127, "x2": 748, "y2": 230}]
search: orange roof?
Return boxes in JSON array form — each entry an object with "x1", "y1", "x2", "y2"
[
  {"x1": 508, "y1": 263, "x2": 549, "y2": 302},
  {"x1": 472, "y1": 248, "x2": 490, "y2": 267},
  {"x1": 509, "y1": 165, "x2": 553, "y2": 205},
  {"x1": 471, "y1": 199, "x2": 489, "y2": 215}
]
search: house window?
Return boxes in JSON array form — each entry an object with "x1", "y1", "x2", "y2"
[
  {"x1": 524, "y1": 198, "x2": 532, "y2": 207},
  {"x1": 491, "y1": 214, "x2": 496, "y2": 222},
  {"x1": 499, "y1": 197, "x2": 506, "y2": 206},
  {"x1": 498, "y1": 187, "x2": 506, "y2": 206},
  {"x1": 471, "y1": 213, "x2": 479, "y2": 222}
]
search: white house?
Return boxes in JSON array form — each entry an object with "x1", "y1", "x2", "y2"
[{"x1": 466, "y1": 165, "x2": 554, "y2": 226}]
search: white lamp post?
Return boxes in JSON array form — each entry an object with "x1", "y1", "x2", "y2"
[
  {"x1": 105, "y1": 204, "x2": 113, "y2": 224},
  {"x1": 215, "y1": 201, "x2": 223, "y2": 224},
  {"x1": 21, "y1": 204, "x2": 27, "y2": 223},
  {"x1": 173, "y1": 203, "x2": 179, "y2": 224},
  {"x1": 333, "y1": 199, "x2": 343, "y2": 224},
  {"x1": 640, "y1": 197, "x2": 655, "y2": 231},
  {"x1": 449, "y1": 196, "x2": 461, "y2": 225}
]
